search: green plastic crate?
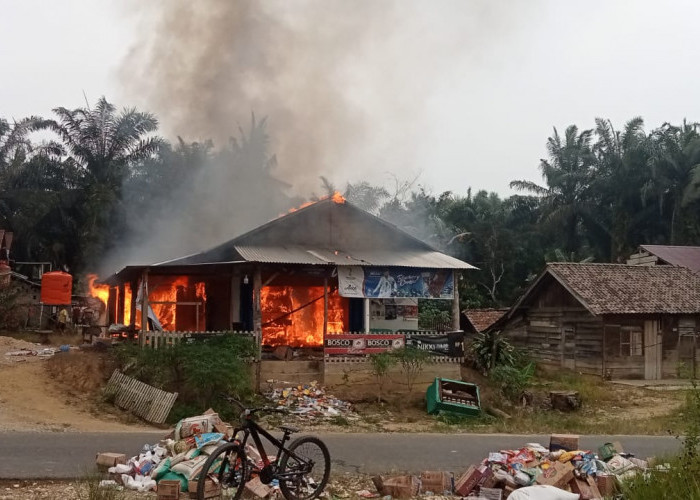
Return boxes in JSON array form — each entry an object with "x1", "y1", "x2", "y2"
[{"x1": 426, "y1": 377, "x2": 481, "y2": 417}]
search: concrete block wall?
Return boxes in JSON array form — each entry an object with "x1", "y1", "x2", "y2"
[{"x1": 323, "y1": 360, "x2": 461, "y2": 400}]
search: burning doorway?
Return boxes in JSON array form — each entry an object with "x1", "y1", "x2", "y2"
[{"x1": 261, "y1": 286, "x2": 347, "y2": 347}]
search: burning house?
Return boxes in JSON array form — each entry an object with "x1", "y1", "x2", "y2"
[{"x1": 100, "y1": 194, "x2": 475, "y2": 351}]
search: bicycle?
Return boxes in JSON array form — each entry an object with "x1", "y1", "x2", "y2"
[{"x1": 197, "y1": 396, "x2": 331, "y2": 500}]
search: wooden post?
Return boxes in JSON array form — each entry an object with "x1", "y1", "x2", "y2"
[
  {"x1": 230, "y1": 272, "x2": 240, "y2": 330},
  {"x1": 253, "y1": 266, "x2": 262, "y2": 393},
  {"x1": 117, "y1": 283, "x2": 125, "y2": 324},
  {"x1": 363, "y1": 298, "x2": 370, "y2": 333},
  {"x1": 140, "y1": 269, "x2": 149, "y2": 348},
  {"x1": 323, "y1": 276, "x2": 329, "y2": 339},
  {"x1": 452, "y1": 271, "x2": 461, "y2": 331}
]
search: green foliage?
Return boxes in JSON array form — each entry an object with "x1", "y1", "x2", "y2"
[
  {"x1": 113, "y1": 334, "x2": 255, "y2": 422},
  {"x1": 392, "y1": 346, "x2": 431, "y2": 394},
  {"x1": 0, "y1": 284, "x2": 25, "y2": 330},
  {"x1": 489, "y1": 363, "x2": 535, "y2": 402},
  {"x1": 369, "y1": 351, "x2": 397, "y2": 403},
  {"x1": 469, "y1": 331, "x2": 516, "y2": 372},
  {"x1": 418, "y1": 300, "x2": 452, "y2": 330}
]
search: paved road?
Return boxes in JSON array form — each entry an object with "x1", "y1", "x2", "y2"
[{"x1": 0, "y1": 432, "x2": 681, "y2": 479}]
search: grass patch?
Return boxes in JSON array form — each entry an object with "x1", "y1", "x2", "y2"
[{"x1": 74, "y1": 473, "x2": 125, "y2": 500}]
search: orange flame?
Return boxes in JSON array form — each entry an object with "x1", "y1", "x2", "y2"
[
  {"x1": 331, "y1": 191, "x2": 346, "y2": 204},
  {"x1": 147, "y1": 276, "x2": 207, "y2": 331},
  {"x1": 261, "y1": 286, "x2": 347, "y2": 347},
  {"x1": 87, "y1": 274, "x2": 109, "y2": 308},
  {"x1": 123, "y1": 283, "x2": 133, "y2": 326},
  {"x1": 283, "y1": 191, "x2": 346, "y2": 216}
]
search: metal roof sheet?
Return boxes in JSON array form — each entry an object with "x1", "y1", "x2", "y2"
[
  {"x1": 234, "y1": 245, "x2": 476, "y2": 269},
  {"x1": 640, "y1": 245, "x2": 700, "y2": 273}
]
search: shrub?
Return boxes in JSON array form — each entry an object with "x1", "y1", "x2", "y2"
[
  {"x1": 470, "y1": 330, "x2": 515, "y2": 372},
  {"x1": 489, "y1": 363, "x2": 535, "y2": 402},
  {"x1": 392, "y1": 346, "x2": 431, "y2": 394},
  {"x1": 369, "y1": 351, "x2": 397, "y2": 403},
  {"x1": 113, "y1": 333, "x2": 256, "y2": 422}
]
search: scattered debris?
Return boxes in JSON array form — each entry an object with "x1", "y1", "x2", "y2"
[
  {"x1": 266, "y1": 380, "x2": 357, "y2": 421},
  {"x1": 371, "y1": 434, "x2": 659, "y2": 499}
]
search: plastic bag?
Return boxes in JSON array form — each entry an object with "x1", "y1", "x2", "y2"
[{"x1": 508, "y1": 485, "x2": 580, "y2": 500}]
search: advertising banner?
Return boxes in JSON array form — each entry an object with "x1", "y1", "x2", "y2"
[
  {"x1": 324, "y1": 334, "x2": 405, "y2": 355},
  {"x1": 404, "y1": 332, "x2": 465, "y2": 357},
  {"x1": 338, "y1": 266, "x2": 454, "y2": 299}
]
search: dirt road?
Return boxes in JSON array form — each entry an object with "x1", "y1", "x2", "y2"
[{"x1": 0, "y1": 359, "x2": 154, "y2": 433}]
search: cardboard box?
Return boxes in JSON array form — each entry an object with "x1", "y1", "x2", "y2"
[
  {"x1": 454, "y1": 465, "x2": 483, "y2": 496},
  {"x1": 372, "y1": 475, "x2": 420, "y2": 499},
  {"x1": 595, "y1": 474, "x2": 618, "y2": 496},
  {"x1": 569, "y1": 476, "x2": 602, "y2": 500},
  {"x1": 158, "y1": 480, "x2": 181, "y2": 500},
  {"x1": 95, "y1": 452, "x2": 126, "y2": 469},
  {"x1": 549, "y1": 434, "x2": 580, "y2": 452},
  {"x1": 188, "y1": 478, "x2": 221, "y2": 499},
  {"x1": 420, "y1": 471, "x2": 453, "y2": 494},
  {"x1": 243, "y1": 476, "x2": 271, "y2": 498},
  {"x1": 479, "y1": 467, "x2": 497, "y2": 489},
  {"x1": 479, "y1": 487, "x2": 503, "y2": 500},
  {"x1": 535, "y1": 462, "x2": 575, "y2": 488}
]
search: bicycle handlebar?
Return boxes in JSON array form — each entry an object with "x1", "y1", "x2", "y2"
[{"x1": 220, "y1": 394, "x2": 288, "y2": 415}]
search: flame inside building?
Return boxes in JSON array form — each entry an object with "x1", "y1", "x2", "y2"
[
  {"x1": 88, "y1": 274, "x2": 207, "y2": 331},
  {"x1": 261, "y1": 286, "x2": 347, "y2": 347}
]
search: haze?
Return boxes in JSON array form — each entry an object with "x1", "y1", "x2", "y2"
[{"x1": 1, "y1": 0, "x2": 699, "y2": 197}]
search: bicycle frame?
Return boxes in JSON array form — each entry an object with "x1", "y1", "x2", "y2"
[{"x1": 232, "y1": 416, "x2": 313, "y2": 480}]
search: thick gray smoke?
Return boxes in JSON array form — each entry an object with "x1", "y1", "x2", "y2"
[
  {"x1": 121, "y1": 0, "x2": 397, "y2": 190},
  {"x1": 107, "y1": 0, "x2": 526, "y2": 273}
]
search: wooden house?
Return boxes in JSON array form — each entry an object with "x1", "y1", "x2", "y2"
[{"x1": 499, "y1": 263, "x2": 700, "y2": 380}]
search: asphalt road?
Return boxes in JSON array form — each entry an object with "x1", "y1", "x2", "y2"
[{"x1": 0, "y1": 432, "x2": 681, "y2": 479}]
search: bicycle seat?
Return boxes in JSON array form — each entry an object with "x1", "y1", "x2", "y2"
[{"x1": 280, "y1": 425, "x2": 300, "y2": 434}]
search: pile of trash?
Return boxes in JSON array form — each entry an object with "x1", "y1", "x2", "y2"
[
  {"x1": 371, "y1": 435, "x2": 655, "y2": 499},
  {"x1": 0, "y1": 336, "x2": 71, "y2": 365},
  {"x1": 96, "y1": 409, "x2": 235, "y2": 497},
  {"x1": 266, "y1": 381, "x2": 357, "y2": 421}
]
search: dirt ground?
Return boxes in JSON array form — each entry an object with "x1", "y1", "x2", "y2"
[
  {"x1": 0, "y1": 474, "x2": 379, "y2": 499},
  {"x1": 0, "y1": 332, "x2": 688, "y2": 435},
  {"x1": 0, "y1": 334, "x2": 155, "y2": 432}
]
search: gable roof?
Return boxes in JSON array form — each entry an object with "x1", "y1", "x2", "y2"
[
  {"x1": 511, "y1": 262, "x2": 700, "y2": 316},
  {"x1": 462, "y1": 308, "x2": 508, "y2": 332},
  {"x1": 158, "y1": 198, "x2": 475, "y2": 270},
  {"x1": 640, "y1": 245, "x2": 700, "y2": 273}
]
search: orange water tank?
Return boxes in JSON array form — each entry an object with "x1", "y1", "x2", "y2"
[{"x1": 41, "y1": 271, "x2": 73, "y2": 305}]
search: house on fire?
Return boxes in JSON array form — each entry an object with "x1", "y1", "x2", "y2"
[
  {"x1": 498, "y1": 263, "x2": 700, "y2": 380},
  {"x1": 100, "y1": 196, "x2": 475, "y2": 348}
]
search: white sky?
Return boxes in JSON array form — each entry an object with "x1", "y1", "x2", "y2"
[{"x1": 2, "y1": 0, "x2": 700, "y2": 197}]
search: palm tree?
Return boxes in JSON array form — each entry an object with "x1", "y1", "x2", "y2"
[
  {"x1": 46, "y1": 97, "x2": 162, "y2": 270},
  {"x1": 510, "y1": 125, "x2": 598, "y2": 255},
  {"x1": 593, "y1": 117, "x2": 650, "y2": 260},
  {"x1": 645, "y1": 120, "x2": 700, "y2": 244}
]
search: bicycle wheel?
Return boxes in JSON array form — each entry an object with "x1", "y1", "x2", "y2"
[
  {"x1": 278, "y1": 436, "x2": 331, "y2": 500},
  {"x1": 197, "y1": 442, "x2": 247, "y2": 500}
]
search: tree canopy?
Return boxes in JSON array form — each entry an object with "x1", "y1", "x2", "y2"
[{"x1": 2, "y1": 97, "x2": 700, "y2": 307}]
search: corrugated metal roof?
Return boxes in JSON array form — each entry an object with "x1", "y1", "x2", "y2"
[
  {"x1": 640, "y1": 245, "x2": 700, "y2": 273},
  {"x1": 234, "y1": 245, "x2": 476, "y2": 269}
]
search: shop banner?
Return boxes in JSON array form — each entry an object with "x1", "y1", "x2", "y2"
[
  {"x1": 404, "y1": 332, "x2": 464, "y2": 357},
  {"x1": 324, "y1": 334, "x2": 405, "y2": 355},
  {"x1": 338, "y1": 266, "x2": 454, "y2": 299}
]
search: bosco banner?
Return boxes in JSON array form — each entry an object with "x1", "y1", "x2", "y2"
[{"x1": 324, "y1": 334, "x2": 405, "y2": 355}]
